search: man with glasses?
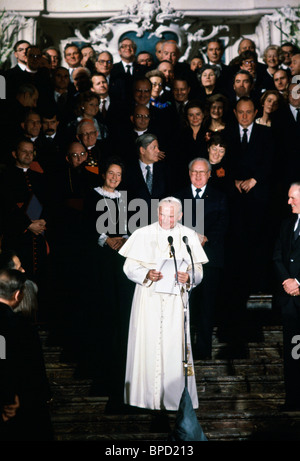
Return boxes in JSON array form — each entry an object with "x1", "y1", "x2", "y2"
[
  {"x1": 175, "y1": 157, "x2": 228, "y2": 360},
  {"x1": 136, "y1": 51, "x2": 155, "y2": 70},
  {"x1": 76, "y1": 120, "x2": 108, "y2": 176},
  {"x1": 110, "y1": 38, "x2": 141, "y2": 100},
  {"x1": 95, "y1": 51, "x2": 114, "y2": 83},
  {"x1": 112, "y1": 37, "x2": 137, "y2": 76},
  {"x1": 5, "y1": 40, "x2": 31, "y2": 98}
]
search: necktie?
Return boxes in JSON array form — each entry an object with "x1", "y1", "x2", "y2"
[
  {"x1": 145, "y1": 165, "x2": 153, "y2": 194},
  {"x1": 195, "y1": 188, "x2": 202, "y2": 198},
  {"x1": 126, "y1": 65, "x2": 131, "y2": 75},
  {"x1": 242, "y1": 128, "x2": 248, "y2": 148},
  {"x1": 294, "y1": 218, "x2": 300, "y2": 240},
  {"x1": 100, "y1": 99, "x2": 107, "y2": 117}
]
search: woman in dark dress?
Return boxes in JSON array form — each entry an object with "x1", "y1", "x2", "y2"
[
  {"x1": 80, "y1": 157, "x2": 134, "y2": 411},
  {"x1": 206, "y1": 133, "x2": 234, "y2": 198},
  {"x1": 177, "y1": 99, "x2": 207, "y2": 167},
  {"x1": 202, "y1": 93, "x2": 230, "y2": 143}
]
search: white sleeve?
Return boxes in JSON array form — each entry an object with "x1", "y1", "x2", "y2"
[{"x1": 123, "y1": 258, "x2": 152, "y2": 286}]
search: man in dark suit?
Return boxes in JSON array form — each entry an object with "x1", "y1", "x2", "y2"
[
  {"x1": 0, "y1": 268, "x2": 53, "y2": 440},
  {"x1": 273, "y1": 183, "x2": 300, "y2": 410},
  {"x1": 175, "y1": 157, "x2": 229, "y2": 359},
  {"x1": 110, "y1": 37, "x2": 143, "y2": 102},
  {"x1": 161, "y1": 40, "x2": 200, "y2": 98},
  {"x1": 205, "y1": 39, "x2": 231, "y2": 92},
  {"x1": 4, "y1": 40, "x2": 30, "y2": 99},
  {"x1": 217, "y1": 96, "x2": 275, "y2": 354},
  {"x1": 0, "y1": 138, "x2": 48, "y2": 284},
  {"x1": 228, "y1": 96, "x2": 274, "y2": 294},
  {"x1": 123, "y1": 133, "x2": 171, "y2": 225}
]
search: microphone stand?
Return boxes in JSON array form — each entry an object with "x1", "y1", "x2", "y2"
[
  {"x1": 168, "y1": 236, "x2": 178, "y2": 284},
  {"x1": 182, "y1": 236, "x2": 195, "y2": 387}
]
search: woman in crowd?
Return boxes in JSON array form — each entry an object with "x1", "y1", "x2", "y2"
[
  {"x1": 177, "y1": 100, "x2": 207, "y2": 168},
  {"x1": 145, "y1": 69, "x2": 171, "y2": 108},
  {"x1": 81, "y1": 157, "x2": 134, "y2": 410},
  {"x1": 262, "y1": 45, "x2": 285, "y2": 90},
  {"x1": 197, "y1": 64, "x2": 219, "y2": 100},
  {"x1": 206, "y1": 133, "x2": 234, "y2": 197},
  {"x1": 67, "y1": 90, "x2": 108, "y2": 143},
  {"x1": 255, "y1": 90, "x2": 283, "y2": 127},
  {"x1": 203, "y1": 93, "x2": 229, "y2": 142}
]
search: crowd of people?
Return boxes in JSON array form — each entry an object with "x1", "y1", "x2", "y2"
[{"x1": 0, "y1": 34, "x2": 300, "y2": 426}]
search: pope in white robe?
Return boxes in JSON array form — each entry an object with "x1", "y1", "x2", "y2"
[{"x1": 119, "y1": 197, "x2": 208, "y2": 411}]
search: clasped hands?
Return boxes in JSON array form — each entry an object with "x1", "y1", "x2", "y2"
[
  {"x1": 146, "y1": 269, "x2": 190, "y2": 284},
  {"x1": 106, "y1": 236, "x2": 127, "y2": 251},
  {"x1": 28, "y1": 219, "x2": 46, "y2": 235},
  {"x1": 235, "y1": 178, "x2": 257, "y2": 193},
  {"x1": 282, "y1": 278, "x2": 300, "y2": 297}
]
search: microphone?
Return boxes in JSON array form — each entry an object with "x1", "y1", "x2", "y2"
[
  {"x1": 168, "y1": 236, "x2": 174, "y2": 255},
  {"x1": 182, "y1": 236, "x2": 191, "y2": 255},
  {"x1": 183, "y1": 236, "x2": 195, "y2": 287},
  {"x1": 168, "y1": 236, "x2": 178, "y2": 284}
]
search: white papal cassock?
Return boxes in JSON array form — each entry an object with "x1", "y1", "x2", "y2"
[{"x1": 119, "y1": 222, "x2": 208, "y2": 411}]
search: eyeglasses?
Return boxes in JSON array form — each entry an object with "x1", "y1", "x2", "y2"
[
  {"x1": 152, "y1": 82, "x2": 162, "y2": 87},
  {"x1": 120, "y1": 44, "x2": 134, "y2": 49},
  {"x1": 98, "y1": 59, "x2": 112, "y2": 65},
  {"x1": 70, "y1": 152, "x2": 86, "y2": 158},
  {"x1": 135, "y1": 114, "x2": 150, "y2": 119},
  {"x1": 135, "y1": 89, "x2": 151, "y2": 93},
  {"x1": 190, "y1": 170, "x2": 209, "y2": 175},
  {"x1": 80, "y1": 131, "x2": 97, "y2": 137},
  {"x1": 243, "y1": 60, "x2": 255, "y2": 65}
]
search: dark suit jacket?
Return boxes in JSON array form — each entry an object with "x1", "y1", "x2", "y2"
[
  {"x1": 228, "y1": 121, "x2": 274, "y2": 202},
  {"x1": 4, "y1": 65, "x2": 27, "y2": 99},
  {"x1": 273, "y1": 215, "x2": 300, "y2": 308},
  {"x1": 123, "y1": 159, "x2": 171, "y2": 216},
  {"x1": 175, "y1": 182, "x2": 229, "y2": 267}
]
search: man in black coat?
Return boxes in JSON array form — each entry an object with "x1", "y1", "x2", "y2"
[
  {"x1": 273, "y1": 183, "x2": 300, "y2": 410},
  {"x1": 0, "y1": 268, "x2": 53, "y2": 440},
  {"x1": 4, "y1": 40, "x2": 31, "y2": 100},
  {"x1": 175, "y1": 157, "x2": 229, "y2": 359},
  {"x1": 0, "y1": 138, "x2": 48, "y2": 283},
  {"x1": 123, "y1": 133, "x2": 171, "y2": 227},
  {"x1": 228, "y1": 96, "x2": 274, "y2": 294}
]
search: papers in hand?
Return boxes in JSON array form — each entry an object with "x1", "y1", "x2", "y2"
[{"x1": 155, "y1": 258, "x2": 189, "y2": 295}]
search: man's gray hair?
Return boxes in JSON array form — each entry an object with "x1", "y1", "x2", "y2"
[
  {"x1": 76, "y1": 119, "x2": 96, "y2": 135},
  {"x1": 188, "y1": 157, "x2": 212, "y2": 171},
  {"x1": 136, "y1": 133, "x2": 158, "y2": 151},
  {"x1": 158, "y1": 196, "x2": 182, "y2": 214}
]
